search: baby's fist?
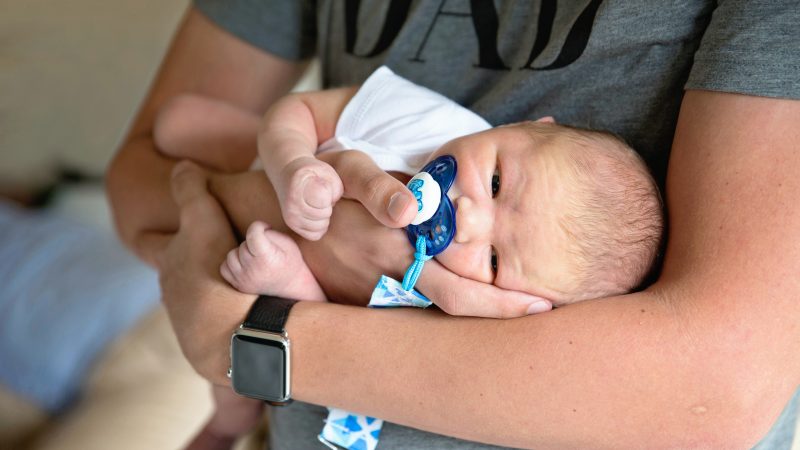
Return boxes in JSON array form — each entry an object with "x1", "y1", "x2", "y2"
[{"x1": 280, "y1": 156, "x2": 344, "y2": 240}]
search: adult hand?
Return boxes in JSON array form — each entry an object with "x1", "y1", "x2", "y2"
[
  {"x1": 318, "y1": 150, "x2": 418, "y2": 228},
  {"x1": 156, "y1": 161, "x2": 256, "y2": 385},
  {"x1": 310, "y1": 151, "x2": 552, "y2": 317},
  {"x1": 298, "y1": 197, "x2": 412, "y2": 305}
]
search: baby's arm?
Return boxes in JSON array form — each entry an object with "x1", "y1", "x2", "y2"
[
  {"x1": 258, "y1": 87, "x2": 358, "y2": 240},
  {"x1": 154, "y1": 94, "x2": 262, "y2": 173}
]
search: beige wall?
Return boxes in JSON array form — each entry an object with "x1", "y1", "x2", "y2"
[
  {"x1": 0, "y1": 0, "x2": 189, "y2": 186},
  {"x1": 0, "y1": 0, "x2": 320, "y2": 189}
]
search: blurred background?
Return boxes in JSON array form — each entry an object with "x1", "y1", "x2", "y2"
[
  {"x1": 1, "y1": 1, "x2": 797, "y2": 450},
  {"x1": 0, "y1": 1, "x2": 316, "y2": 448}
]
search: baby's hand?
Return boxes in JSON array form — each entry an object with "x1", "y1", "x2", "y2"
[{"x1": 278, "y1": 156, "x2": 344, "y2": 241}]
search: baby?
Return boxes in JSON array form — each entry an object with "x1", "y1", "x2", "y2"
[
  {"x1": 157, "y1": 67, "x2": 662, "y2": 307},
  {"x1": 155, "y1": 67, "x2": 663, "y2": 448}
]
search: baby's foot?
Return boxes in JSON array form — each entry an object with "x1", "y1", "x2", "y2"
[{"x1": 221, "y1": 221, "x2": 327, "y2": 301}]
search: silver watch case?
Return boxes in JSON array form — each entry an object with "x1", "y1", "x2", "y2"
[{"x1": 228, "y1": 325, "x2": 291, "y2": 405}]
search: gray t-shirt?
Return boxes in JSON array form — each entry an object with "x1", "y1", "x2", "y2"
[{"x1": 194, "y1": 1, "x2": 799, "y2": 448}]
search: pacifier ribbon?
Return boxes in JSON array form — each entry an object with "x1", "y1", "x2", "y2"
[{"x1": 401, "y1": 235, "x2": 432, "y2": 291}]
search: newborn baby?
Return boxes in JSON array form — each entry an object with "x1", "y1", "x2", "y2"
[
  {"x1": 158, "y1": 67, "x2": 662, "y2": 307},
  {"x1": 155, "y1": 66, "x2": 663, "y2": 448}
]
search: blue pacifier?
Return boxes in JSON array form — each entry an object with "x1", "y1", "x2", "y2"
[{"x1": 401, "y1": 155, "x2": 457, "y2": 291}]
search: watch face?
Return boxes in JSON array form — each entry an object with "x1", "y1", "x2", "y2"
[{"x1": 231, "y1": 334, "x2": 289, "y2": 402}]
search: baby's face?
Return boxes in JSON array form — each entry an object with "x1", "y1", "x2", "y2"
[{"x1": 426, "y1": 123, "x2": 578, "y2": 303}]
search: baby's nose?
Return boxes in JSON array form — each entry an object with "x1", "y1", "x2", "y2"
[{"x1": 454, "y1": 197, "x2": 491, "y2": 244}]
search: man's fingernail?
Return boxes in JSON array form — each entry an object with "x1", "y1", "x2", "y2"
[
  {"x1": 388, "y1": 192, "x2": 412, "y2": 222},
  {"x1": 526, "y1": 301, "x2": 551, "y2": 315}
]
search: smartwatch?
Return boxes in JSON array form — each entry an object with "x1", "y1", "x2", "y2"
[{"x1": 228, "y1": 295, "x2": 298, "y2": 406}]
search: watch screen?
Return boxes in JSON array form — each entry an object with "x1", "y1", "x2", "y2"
[{"x1": 231, "y1": 335, "x2": 287, "y2": 401}]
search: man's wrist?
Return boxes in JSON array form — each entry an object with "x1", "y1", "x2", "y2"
[
  {"x1": 181, "y1": 287, "x2": 255, "y2": 386},
  {"x1": 230, "y1": 295, "x2": 299, "y2": 404}
]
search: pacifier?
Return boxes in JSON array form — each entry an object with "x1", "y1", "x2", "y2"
[
  {"x1": 399, "y1": 155, "x2": 457, "y2": 291},
  {"x1": 405, "y1": 155, "x2": 457, "y2": 256}
]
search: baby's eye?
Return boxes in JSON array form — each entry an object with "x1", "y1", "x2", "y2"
[
  {"x1": 490, "y1": 246, "x2": 498, "y2": 274},
  {"x1": 491, "y1": 167, "x2": 500, "y2": 198}
]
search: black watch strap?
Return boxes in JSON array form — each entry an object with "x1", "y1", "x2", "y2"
[{"x1": 243, "y1": 295, "x2": 299, "y2": 334}]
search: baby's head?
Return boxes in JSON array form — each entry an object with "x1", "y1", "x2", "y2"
[{"x1": 428, "y1": 120, "x2": 663, "y2": 306}]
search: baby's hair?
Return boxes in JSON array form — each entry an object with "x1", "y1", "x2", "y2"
[{"x1": 521, "y1": 122, "x2": 664, "y2": 302}]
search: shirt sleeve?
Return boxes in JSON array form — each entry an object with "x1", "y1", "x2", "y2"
[
  {"x1": 193, "y1": 0, "x2": 317, "y2": 60},
  {"x1": 685, "y1": 0, "x2": 800, "y2": 99}
]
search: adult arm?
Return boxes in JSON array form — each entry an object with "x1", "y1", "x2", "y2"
[
  {"x1": 105, "y1": 6, "x2": 307, "y2": 265},
  {"x1": 198, "y1": 91, "x2": 799, "y2": 448}
]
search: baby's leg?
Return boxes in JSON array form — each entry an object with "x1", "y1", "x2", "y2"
[
  {"x1": 221, "y1": 221, "x2": 327, "y2": 301},
  {"x1": 154, "y1": 94, "x2": 261, "y2": 173}
]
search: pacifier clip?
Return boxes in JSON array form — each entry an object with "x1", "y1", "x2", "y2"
[{"x1": 400, "y1": 235, "x2": 431, "y2": 291}]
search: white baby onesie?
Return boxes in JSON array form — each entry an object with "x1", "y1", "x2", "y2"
[{"x1": 318, "y1": 66, "x2": 491, "y2": 175}]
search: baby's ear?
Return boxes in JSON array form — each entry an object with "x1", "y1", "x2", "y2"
[{"x1": 535, "y1": 116, "x2": 556, "y2": 123}]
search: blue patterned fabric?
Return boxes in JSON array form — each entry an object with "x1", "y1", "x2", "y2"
[
  {"x1": 319, "y1": 408, "x2": 385, "y2": 450},
  {"x1": 369, "y1": 275, "x2": 432, "y2": 309},
  {"x1": 0, "y1": 201, "x2": 159, "y2": 412}
]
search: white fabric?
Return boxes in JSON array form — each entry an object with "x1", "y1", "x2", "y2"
[{"x1": 318, "y1": 66, "x2": 491, "y2": 174}]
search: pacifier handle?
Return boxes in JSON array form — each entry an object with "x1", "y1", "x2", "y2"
[
  {"x1": 408, "y1": 172, "x2": 442, "y2": 225},
  {"x1": 401, "y1": 155, "x2": 458, "y2": 291}
]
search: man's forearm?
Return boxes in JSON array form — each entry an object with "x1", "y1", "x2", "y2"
[{"x1": 285, "y1": 285, "x2": 793, "y2": 449}]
